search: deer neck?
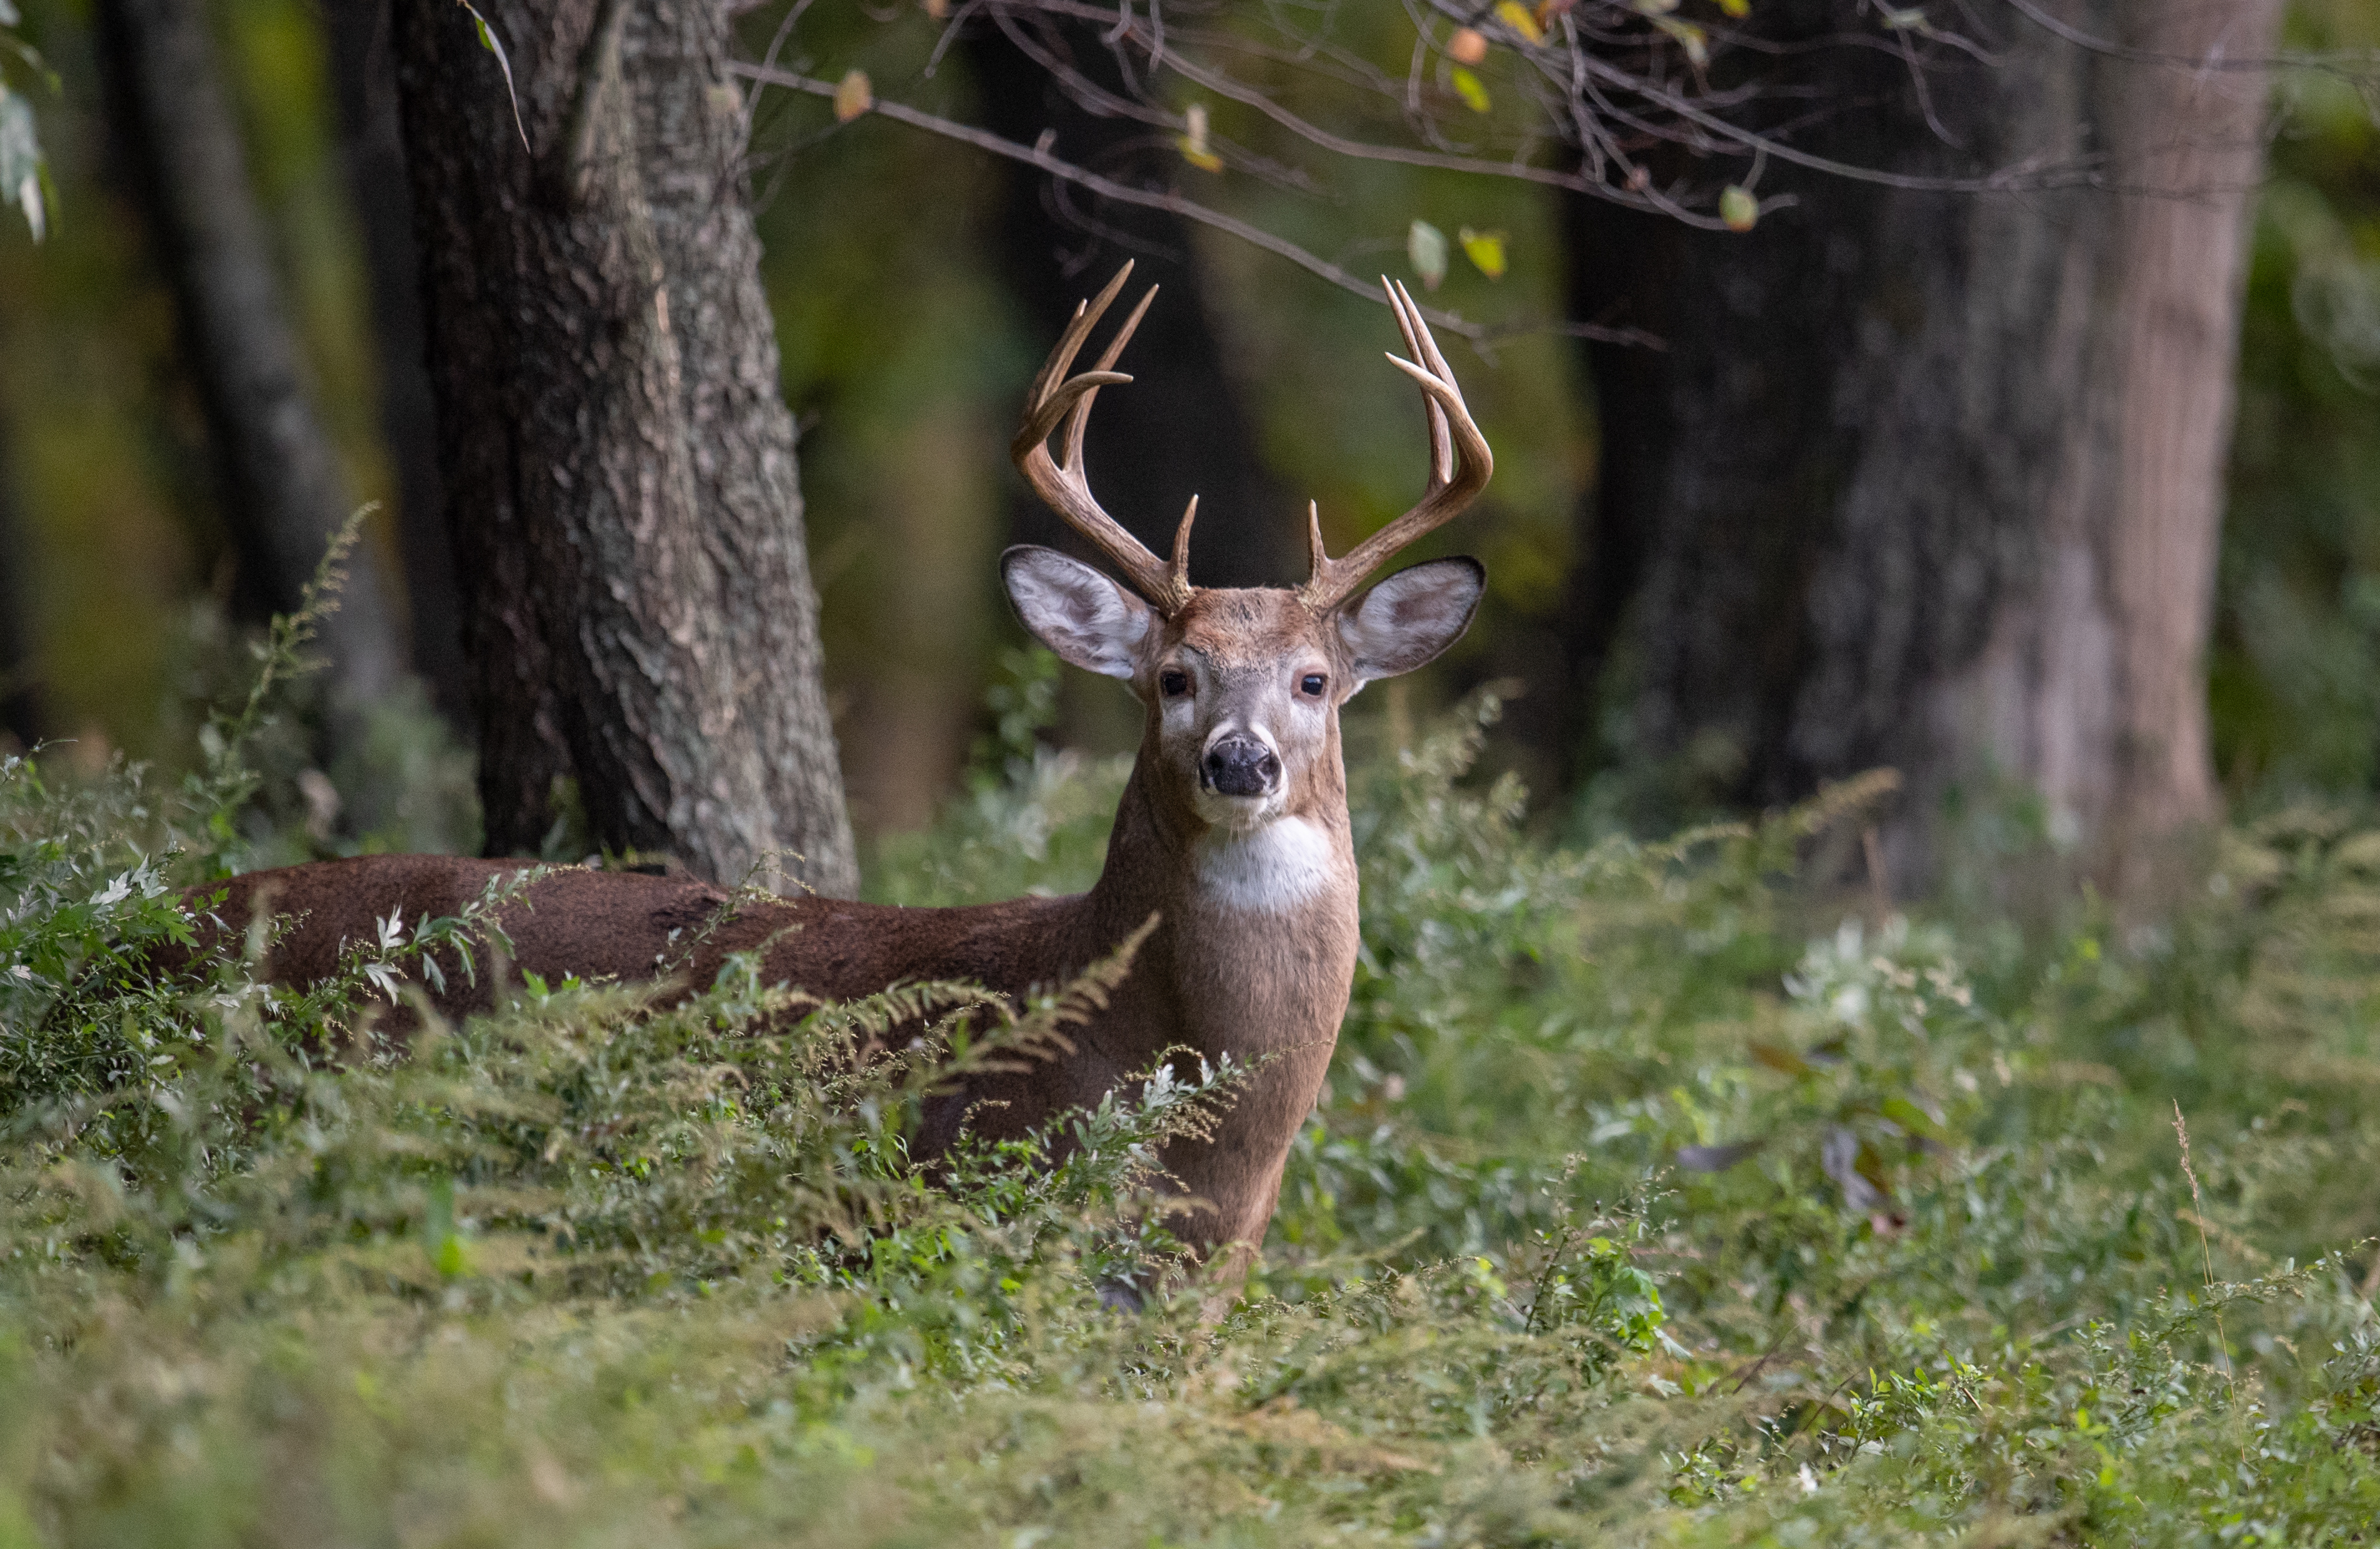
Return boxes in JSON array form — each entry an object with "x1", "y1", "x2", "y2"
[{"x1": 1085, "y1": 731, "x2": 1362, "y2": 1063}]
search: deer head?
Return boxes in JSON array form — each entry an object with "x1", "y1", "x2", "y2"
[{"x1": 1002, "y1": 266, "x2": 1493, "y2": 846}]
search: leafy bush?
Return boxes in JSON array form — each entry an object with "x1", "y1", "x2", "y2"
[{"x1": 4, "y1": 629, "x2": 2380, "y2": 1544}]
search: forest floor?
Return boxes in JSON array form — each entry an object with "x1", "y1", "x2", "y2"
[{"x1": 6, "y1": 637, "x2": 2380, "y2": 1546}]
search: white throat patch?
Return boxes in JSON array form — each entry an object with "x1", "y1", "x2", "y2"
[{"x1": 1194, "y1": 817, "x2": 1338, "y2": 913}]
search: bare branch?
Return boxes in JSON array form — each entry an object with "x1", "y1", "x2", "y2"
[{"x1": 729, "y1": 59, "x2": 1662, "y2": 348}]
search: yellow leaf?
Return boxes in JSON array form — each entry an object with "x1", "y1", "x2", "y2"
[
  {"x1": 1458, "y1": 227, "x2": 1508, "y2": 280},
  {"x1": 1451, "y1": 67, "x2": 1491, "y2": 113},
  {"x1": 1494, "y1": 0, "x2": 1544, "y2": 44},
  {"x1": 1718, "y1": 0, "x2": 1749, "y2": 14},
  {"x1": 1718, "y1": 184, "x2": 1758, "y2": 233},
  {"x1": 1178, "y1": 102, "x2": 1223, "y2": 172},
  {"x1": 833, "y1": 69, "x2": 872, "y2": 123}
]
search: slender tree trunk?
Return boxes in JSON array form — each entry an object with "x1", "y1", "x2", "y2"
[
  {"x1": 324, "y1": 0, "x2": 471, "y2": 733},
  {"x1": 0, "y1": 408, "x2": 42, "y2": 752},
  {"x1": 969, "y1": 14, "x2": 1294, "y2": 589},
  {"x1": 94, "y1": 0, "x2": 405, "y2": 722},
  {"x1": 388, "y1": 0, "x2": 857, "y2": 896},
  {"x1": 1565, "y1": 0, "x2": 2280, "y2": 891}
]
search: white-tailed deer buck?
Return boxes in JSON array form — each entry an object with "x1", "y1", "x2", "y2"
[{"x1": 188, "y1": 267, "x2": 1491, "y2": 1270}]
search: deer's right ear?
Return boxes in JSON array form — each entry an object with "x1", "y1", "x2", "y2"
[{"x1": 1002, "y1": 546, "x2": 1154, "y2": 680}]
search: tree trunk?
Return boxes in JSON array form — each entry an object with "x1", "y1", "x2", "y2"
[
  {"x1": 387, "y1": 0, "x2": 857, "y2": 896},
  {"x1": 1564, "y1": 0, "x2": 2280, "y2": 891},
  {"x1": 324, "y1": 0, "x2": 471, "y2": 734},
  {"x1": 969, "y1": 16, "x2": 1296, "y2": 590},
  {"x1": 0, "y1": 407, "x2": 42, "y2": 752},
  {"x1": 94, "y1": 0, "x2": 406, "y2": 723}
]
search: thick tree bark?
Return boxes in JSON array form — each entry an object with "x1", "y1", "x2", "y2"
[
  {"x1": 969, "y1": 15, "x2": 1296, "y2": 589},
  {"x1": 1565, "y1": 0, "x2": 2280, "y2": 889},
  {"x1": 94, "y1": 0, "x2": 406, "y2": 723},
  {"x1": 324, "y1": 0, "x2": 471, "y2": 732},
  {"x1": 388, "y1": 0, "x2": 857, "y2": 896}
]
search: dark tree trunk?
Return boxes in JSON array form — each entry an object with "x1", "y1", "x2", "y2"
[
  {"x1": 0, "y1": 408, "x2": 42, "y2": 752},
  {"x1": 969, "y1": 15, "x2": 1295, "y2": 589},
  {"x1": 324, "y1": 0, "x2": 470, "y2": 732},
  {"x1": 94, "y1": 0, "x2": 406, "y2": 722},
  {"x1": 388, "y1": 0, "x2": 857, "y2": 896},
  {"x1": 1564, "y1": 0, "x2": 2280, "y2": 890}
]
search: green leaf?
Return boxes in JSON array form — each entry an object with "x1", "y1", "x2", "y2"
[
  {"x1": 1719, "y1": 183, "x2": 1759, "y2": 232},
  {"x1": 1450, "y1": 67, "x2": 1491, "y2": 113},
  {"x1": 1881, "y1": 1095, "x2": 1950, "y2": 1144},
  {"x1": 454, "y1": 1, "x2": 529, "y2": 151},
  {"x1": 1458, "y1": 227, "x2": 1508, "y2": 279},
  {"x1": 1718, "y1": 0, "x2": 1750, "y2": 14},
  {"x1": 1407, "y1": 219, "x2": 1450, "y2": 290}
]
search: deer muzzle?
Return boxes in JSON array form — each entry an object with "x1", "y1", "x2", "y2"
[{"x1": 1202, "y1": 734, "x2": 1282, "y2": 798}]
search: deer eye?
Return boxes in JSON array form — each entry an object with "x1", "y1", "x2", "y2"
[
  {"x1": 1159, "y1": 669, "x2": 1192, "y2": 698},
  {"x1": 1299, "y1": 673, "x2": 1328, "y2": 698}
]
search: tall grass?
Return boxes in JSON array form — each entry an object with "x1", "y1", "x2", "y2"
[{"x1": 4, "y1": 628, "x2": 2379, "y2": 1543}]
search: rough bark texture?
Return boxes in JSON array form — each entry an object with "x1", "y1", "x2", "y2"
[
  {"x1": 325, "y1": 0, "x2": 470, "y2": 731},
  {"x1": 1565, "y1": 0, "x2": 2280, "y2": 889},
  {"x1": 970, "y1": 14, "x2": 1296, "y2": 589},
  {"x1": 388, "y1": 0, "x2": 857, "y2": 896},
  {"x1": 95, "y1": 0, "x2": 405, "y2": 720}
]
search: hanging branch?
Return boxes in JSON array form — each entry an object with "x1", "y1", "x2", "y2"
[{"x1": 737, "y1": 0, "x2": 2378, "y2": 341}]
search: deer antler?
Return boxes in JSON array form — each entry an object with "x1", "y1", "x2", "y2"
[
  {"x1": 1297, "y1": 278, "x2": 1493, "y2": 614},
  {"x1": 1012, "y1": 262, "x2": 1196, "y2": 613}
]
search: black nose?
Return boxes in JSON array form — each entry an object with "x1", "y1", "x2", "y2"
[{"x1": 1203, "y1": 736, "x2": 1281, "y2": 797}]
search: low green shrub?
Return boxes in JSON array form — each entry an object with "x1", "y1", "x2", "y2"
[{"x1": 4, "y1": 623, "x2": 2379, "y2": 1543}]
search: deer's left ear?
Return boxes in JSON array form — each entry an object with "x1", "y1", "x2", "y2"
[{"x1": 1336, "y1": 557, "x2": 1485, "y2": 689}]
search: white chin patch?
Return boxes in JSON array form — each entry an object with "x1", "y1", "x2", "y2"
[
  {"x1": 1193, "y1": 816, "x2": 1336, "y2": 913},
  {"x1": 1191, "y1": 786, "x2": 1281, "y2": 830}
]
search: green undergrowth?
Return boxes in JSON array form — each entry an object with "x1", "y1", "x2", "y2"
[{"x1": 6, "y1": 622, "x2": 2380, "y2": 1545}]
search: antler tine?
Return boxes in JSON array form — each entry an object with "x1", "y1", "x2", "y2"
[
  {"x1": 1059, "y1": 282, "x2": 1159, "y2": 476},
  {"x1": 1012, "y1": 262, "x2": 1190, "y2": 611},
  {"x1": 1389, "y1": 279, "x2": 1457, "y2": 489},
  {"x1": 1171, "y1": 496, "x2": 1198, "y2": 597},
  {"x1": 1026, "y1": 261, "x2": 1129, "y2": 412},
  {"x1": 1297, "y1": 279, "x2": 1494, "y2": 613}
]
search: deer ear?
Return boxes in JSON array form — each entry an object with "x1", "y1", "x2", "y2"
[
  {"x1": 1003, "y1": 546, "x2": 1154, "y2": 680},
  {"x1": 1336, "y1": 557, "x2": 1485, "y2": 688}
]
